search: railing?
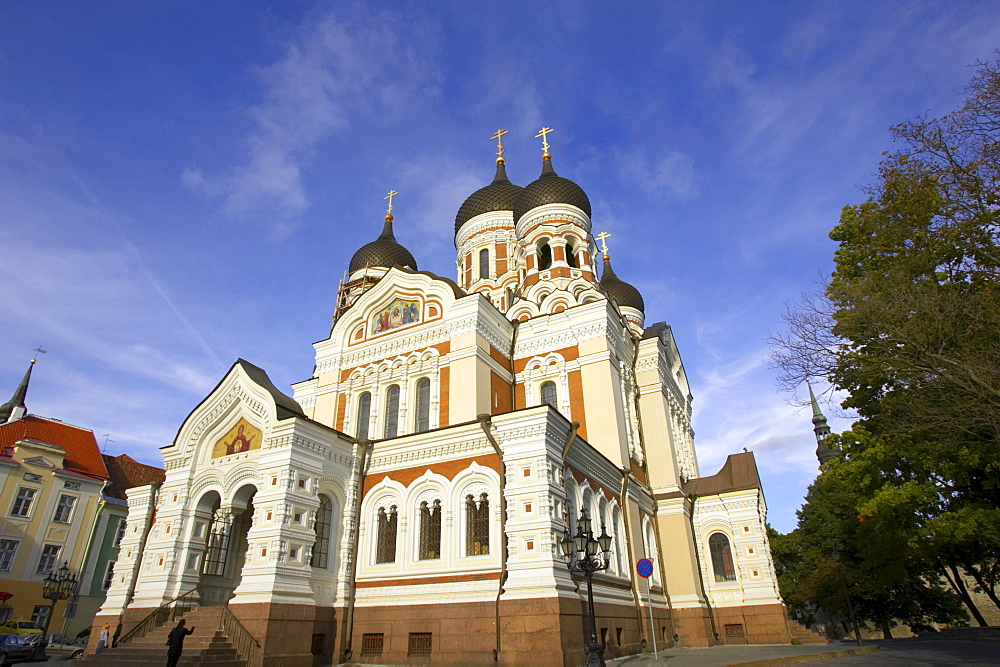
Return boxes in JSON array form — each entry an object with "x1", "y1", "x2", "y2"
[
  {"x1": 221, "y1": 605, "x2": 259, "y2": 663},
  {"x1": 116, "y1": 587, "x2": 199, "y2": 646}
]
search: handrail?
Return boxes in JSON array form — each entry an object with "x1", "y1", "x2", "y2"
[
  {"x1": 116, "y1": 587, "x2": 199, "y2": 646},
  {"x1": 221, "y1": 605, "x2": 259, "y2": 663}
]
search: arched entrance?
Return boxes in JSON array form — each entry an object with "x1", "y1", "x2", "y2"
[{"x1": 195, "y1": 484, "x2": 257, "y2": 605}]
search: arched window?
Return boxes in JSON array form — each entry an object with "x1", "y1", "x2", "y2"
[
  {"x1": 375, "y1": 504, "x2": 397, "y2": 564},
  {"x1": 384, "y1": 385, "x2": 400, "y2": 438},
  {"x1": 566, "y1": 239, "x2": 578, "y2": 268},
  {"x1": 541, "y1": 381, "x2": 558, "y2": 409},
  {"x1": 419, "y1": 499, "x2": 442, "y2": 560},
  {"x1": 201, "y1": 507, "x2": 232, "y2": 576},
  {"x1": 538, "y1": 240, "x2": 552, "y2": 270},
  {"x1": 311, "y1": 494, "x2": 332, "y2": 568},
  {"x1": 466, "y1": 493, "x2": 489, "y2": 556},
  {"x1": 356, "y1": 392, "x2": 371, "y2": 440},
  {"x1": 414, "y1": 378, "x2": 430, "y2": 433},
  {"x1": 709, "y1": 532, "x2": 737, "y2": 582},
  {"x1": 479, "y1": 248, "x2": 490, "y2": 280}
]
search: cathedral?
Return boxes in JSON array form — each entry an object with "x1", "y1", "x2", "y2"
[{"x1": 95, "y1": 130, "x2": 796, "y2": 665}]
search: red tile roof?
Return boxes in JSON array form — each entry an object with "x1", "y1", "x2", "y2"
[
  {"x1": 102, "y1": 454, "x2": 165, "y2": 500},
  {"x1": 0, "y1": 415, "x2": 108, "y2": 480}
]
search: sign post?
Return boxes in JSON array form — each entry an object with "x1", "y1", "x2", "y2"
[{"x1": 635, "y1": 559, "x2": 658, "y2": 659}]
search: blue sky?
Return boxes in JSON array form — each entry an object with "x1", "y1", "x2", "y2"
[{"x1": 2, "y1": 1, "x2": 999, "y2": 533}]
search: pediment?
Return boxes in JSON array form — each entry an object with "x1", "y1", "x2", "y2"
[{"x1": 23, "y1": 456, "x2": 55, "y2": 468}]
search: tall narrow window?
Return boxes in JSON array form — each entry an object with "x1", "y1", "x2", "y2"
[
  {"x1": 479, "y1": 248, "x2": 490, "y2": 280},
  {"x1": 114, "y1": 519, "x2": 127, "y2": 548},
  {"x1": 102, "y1": 562, "x2": 115, "y2": 590},
  {"x1": 566, "y1": 239, "x2": 578, "y2": 268},
  {"x1": 376, "y1": 505, "x2": 397, "y2": 564},
  {"x1": 541, "y1": 381, "x2": 558, "y2": 409},
  {"x1": 414, "y1": 378, "x2": 430, "y2": 433},
  {"x1": 356, "y1": 392, "x2": 372, "y2": 440},
  {"x1": 538, "y1": 240, "x2": 552, "y2": 270},
  {"x1": 466, "y1": 493, "x2": 490, "y2": 556},
  {"x1": 419, "y1": 499, "x2": 442, "y2": 560},
  {"x1": 10, "y1": 488, "x2": 36, "y2": 517},
  {"x1": 201, "y1": 509, "x2": 233, "y2": 576},
  {"x1": 384, "y1": 385, "x2": 400, "y2": 438},
  {"x1": 36, "y1": 544, "x2": 60, "y2": 574},
  {"x1": 311, "y1": 495, "x2": 332, "y2": 568},
  {"x1": 709, "y1": 533, "x2": 737, "y2": 582},
  {"x1": 52, "y1": 495, "x2": 77, "y2": 523},
  {"x1": 0, "y1": 540, "x2": 18, "y2": 572}
]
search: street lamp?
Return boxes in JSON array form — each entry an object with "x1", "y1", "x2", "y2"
[
  {"x1": 560, "y1": 509, "x2": 614, "y2": 667},
  {"x1": 40, "y1": 562, "x2": 78, "y2": 649}
]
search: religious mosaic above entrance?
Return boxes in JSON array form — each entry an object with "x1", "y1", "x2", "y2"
[
  {"x1": 373, "y1": 296, "x2": 420, "y2": 334},
  {"x1": 211, "y1": 418, "x2": 262, "y2": 458}
]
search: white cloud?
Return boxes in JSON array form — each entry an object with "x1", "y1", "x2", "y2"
[
  {"x1": 616, "y1": 148, "x2": 698, "y2": 201},
  {"x1": 183, "y1": 4, "x2": 442, "y2": 226}
]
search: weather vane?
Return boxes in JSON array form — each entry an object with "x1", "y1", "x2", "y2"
[
  {"x1": 491, "y1": 128, "x2": 508, "y2": 162},
  {"x1": 535, "y1": 126, "x2": 554, "y2": 154},
  {"x1": 384, "y1": 190, "x2": 399, "y2": 217},
  {"x1": 596, "y1": 231, "x2": 611, "y2": 257}
]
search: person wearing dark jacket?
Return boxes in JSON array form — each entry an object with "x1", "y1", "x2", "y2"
[{"x1": 165, "y1": 618, "x2": 195, "y2": 667}]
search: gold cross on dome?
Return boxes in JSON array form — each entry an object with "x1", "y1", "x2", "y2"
[
  {"x1": 384, "y1": 190, "x2": 399, "y2": 215},
  {"x1": 490, "y1": 128, "x2": 508, "y2": 159},
  {"x1": 535, "y1": 126, "x2": 554, "y2": 153},
  {"x1": 596, "y1": 231, "x2": 611, "y2": 255}
]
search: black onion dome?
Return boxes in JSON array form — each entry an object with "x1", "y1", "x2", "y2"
[
  {"x1": 513, "y1": 156, "x2": 592, "y2": 223},
  {"x1": 454, "y1": 160, "x2": 524, "y2": 235},
  {"x1": 348, "y1": 216, "x2": 417, "y2": 273},
  {"x1": 600, "y1": 255, "x2": 644, "y2": 312}
]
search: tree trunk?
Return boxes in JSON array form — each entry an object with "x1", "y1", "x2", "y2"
[
  {"x1": 946, "y1": 562, "x2": 989, "y2": 627},
  {"x1": 965, "y1": 562, "x2": 1000, "y2": 612},
  {"x1": 879, "y1": 617, "x2": 893, "y2": 639}
]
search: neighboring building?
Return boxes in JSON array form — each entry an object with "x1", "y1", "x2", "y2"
[
  {"x1": 96, "y1": 136, "x2": 793, "y2": 665},
  {"x1": 0, "y1": 360, "x2": 109, "y2": 636}
]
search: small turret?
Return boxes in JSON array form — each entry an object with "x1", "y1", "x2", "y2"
[
  {"x1": 807, "y1": 378, "x2": 837, "y2": 465},
  {"x1": 0, "y1": 358, "x2": 37, "y2": 424}
]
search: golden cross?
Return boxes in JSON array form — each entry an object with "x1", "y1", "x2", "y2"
[
  {"x1": 596, "y1": 231, "x2": 611, "y2": 255},
  {"x1": 490, "y1": 128, "x2": 508, "y2": 159},
  {"x1": 384, "y1": 190, "x2": 399, "y2": 215},
  {"x1": 535, "y1": 126, "x2": 554, "y2": 153}
]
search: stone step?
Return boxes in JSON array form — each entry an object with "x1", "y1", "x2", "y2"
[{"x1": 787, "y1": 619, "x2": 829, "y2": 644}]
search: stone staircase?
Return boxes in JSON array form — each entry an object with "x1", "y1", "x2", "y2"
[
  {"x1": 82, "y1": 607, "x2": 245, "y2": 665},
  {"x1": 787, "y1": 618, "x2": 829, "y2": 644}
]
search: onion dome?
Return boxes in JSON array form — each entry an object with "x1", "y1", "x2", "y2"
[
  {"x1": 455, "y1": 159, "x2": 524, "y2": 236},
  {"x1": 348, "y1": 214, "x2": 417, "y2": 273},
  {"x1": 600, "y1": 255, "x2": 644, "y2": 312},
  {"x1": 513, "y1": 154, "x2": 591, "y2": 223}
]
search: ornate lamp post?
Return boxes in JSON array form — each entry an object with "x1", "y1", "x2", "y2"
[
  {"x1": 40, "y1": 562, "x2": 78, "y2": 647},
  {"x1": 560, "y1": 510, "x2": 614, "y2": 667}
]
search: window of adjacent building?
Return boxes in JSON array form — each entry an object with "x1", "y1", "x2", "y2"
[
  {"x1": 541, "y1": 381, "x2": 558, "y2": 409},
  {"x1": 30, "y1": 605, "x2": 50, "y2": 629},
  {"x1": 102, "y1": 561, "x2": 115, "y2": 590},
  {"x1": 311, "y1": 494, "x2": 332, "y2": 569},
  {"x1": 114, "y1": 520, "x2": 127, "y2": 548},
  {"x1": 479, "y1": 248, "x2": 490, "y2": 280},
  {"x1": 375, "y1": 505, "x2": 397, "y2": 564},
  {"x1": 36, "y1": 544, "x2": 60, "y2": 574},
  {"x1": 418, "y1": 499, "x2": 442, "y2": 560},
  {"x1": 709, "y1": 532, "x2": 737, "y2": 582},
  {"x1": 52, "y1": 495, "x2": 77, "y2": 524},
  {"x1": 0, "y1": 540, "x2": 18, "y2": 572},
  {"x1": 384, "y1": 385, "x2": 400, "y2": 438},
  {"x1": 10, "y1": 487, "x2": 37, "y2": 518},
  {"x1": 356, "y1": 392, "x2": 371, "y2": 440},
  {"x1": 537, "y1": 240, "x2": 552, "y2": 270},
  {"x1": 466, "y1": 493, "x2": 489, "y2": 556},
  {"x1": 414, "y1": 378, "x2": 430, "y2": 433}
]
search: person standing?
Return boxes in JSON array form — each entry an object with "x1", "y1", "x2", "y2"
[
  {"x1": 112, "y1": 616, "x2": 123, "y2": 648},
  {"x1": 96, "y1": 624, "x2": 110, "y2": 654},
  {"x1": 165, "y1": 618, "x2": 195, "y2": 667}
]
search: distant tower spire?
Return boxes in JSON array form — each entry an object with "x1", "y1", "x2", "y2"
[
  {"x1": 807, "y1": 378, "x2": 837, "y2": 465},
  {"x1": 0, "y1": 350, "x2": 44, "y2": 424}
]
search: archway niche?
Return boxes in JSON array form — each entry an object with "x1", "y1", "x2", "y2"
[{"x1": 197, "y1": 484, "x2": 257, "y2": 605}]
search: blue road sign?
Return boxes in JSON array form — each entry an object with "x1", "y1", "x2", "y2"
[{"x1": 636, "y1": 558, "x2": 653, "y2": 578}]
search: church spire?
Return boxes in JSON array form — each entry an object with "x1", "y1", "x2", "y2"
[
  {"x1": 0, "y1": 356, "x2": 39, "y2": 424},
  {"x1": 807, "y1": 378, "x2": 837, "y2": 466}
]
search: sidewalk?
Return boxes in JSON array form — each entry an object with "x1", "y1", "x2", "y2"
[{"x1": 606, "y1": 641, "x2": 878, "y2": 666}]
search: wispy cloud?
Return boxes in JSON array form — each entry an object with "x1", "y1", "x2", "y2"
[
  {"x1": 615, "y1": 147, "x2": 697, "y2": 201},
  {"x1": 183, "y1": 4, "x2": 442, "y2": 228}
]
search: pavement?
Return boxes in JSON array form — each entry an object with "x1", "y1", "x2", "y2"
[{"x1": 605, "y1": 636, "x2": 1000, "y2": 666}]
